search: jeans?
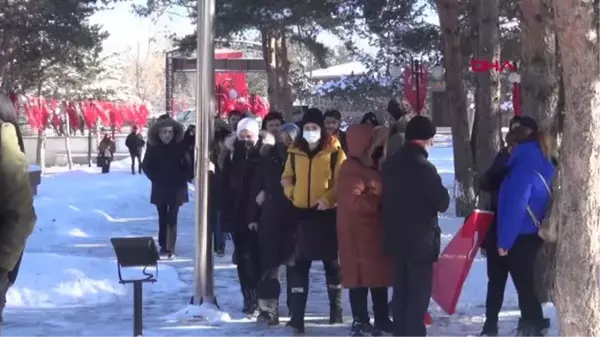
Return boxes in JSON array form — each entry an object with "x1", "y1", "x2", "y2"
[{"x1": 130, "y1": 151, "x2": 142, "y2": 174}]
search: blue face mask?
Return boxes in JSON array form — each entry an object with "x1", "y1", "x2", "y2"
[{"x1": 303, "y1": 130, "x2": 321, "y2": 144}]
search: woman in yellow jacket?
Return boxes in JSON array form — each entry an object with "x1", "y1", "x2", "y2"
[{"x1": 280, "y1": 108, "x2": 347, "y2": 333}]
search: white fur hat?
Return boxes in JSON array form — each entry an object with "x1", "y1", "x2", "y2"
[{"x1": 236, "y1": 117, "x2": 259, "y2": 138}]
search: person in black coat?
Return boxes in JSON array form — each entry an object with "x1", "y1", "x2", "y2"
[
  {"x1": 142, "y1": 117, "x2": 191, "y2": 259},
  {"x1": 220, "y1": 117, "x2": 264, "y2": 315},
  {"x1": 381, "y1": 115, "x2": 450, "y2": 337},
  {"x1": 209, "y1": 122, "x2": 231, "y2": 256},
  {"x1": 125, "y1": 125, "x2": 145, "y2": 175},
  {"x1": 248, "y1": 123, "x2": 299, "y2": 326}
]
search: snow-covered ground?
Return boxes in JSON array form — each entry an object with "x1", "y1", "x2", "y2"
[{"x1": 2, "y1": 136, "x2": 557, "y2": 336}]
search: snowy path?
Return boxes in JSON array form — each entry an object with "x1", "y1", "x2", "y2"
[{"x1": 2, "y1": 143, "x2": 557, "y2": 336}]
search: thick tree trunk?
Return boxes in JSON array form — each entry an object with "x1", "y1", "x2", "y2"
[
  {"x1": 519, "y1": 0, "x2": 559, "y2": 128},
  {"x1": 436, "y1": 0, "x2": 477, "y2": 216},
  {"x1": 553, "y1": 0, "x2": 600, "y2": 335},
  {"x1": 474, "y1": 0, "x2": 502, "y2": 178},
  {"x1": 520, "y1": 0, "x2": 561, "y2": 304},
  {"x1": 261, "y1": 28, "x2": 294, "y2": 120}
]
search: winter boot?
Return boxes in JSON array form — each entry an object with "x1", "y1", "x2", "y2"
[
  {"x1": 516, "y1": 318, "x2": 548, "y2": 337},
  {"x1": 242, "y1": 289, "x2": 257, "y2": 315},
  {"x1": 166, "y1": 223, "x2": 177, "y2": 257},
  {"x1": 327, "y1": 285, "x2": 343, "y2": 324},
  {"x1": 351, "y1": 321, "x2": 383, "y2": 337},
  {"x1": 372, "y1": 289, "x2": 393, "y2": 333},
  {"x1": 480, "y1": 320, "x2": 499, "y2": 336},
  {"x1": 286, "y1": 288, "x2": 308, "y2": 333},
  {"x1": 257, "y1": 299, "x2": 280, "y2": 326}
]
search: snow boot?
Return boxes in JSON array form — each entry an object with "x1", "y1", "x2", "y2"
[
  {"x1": 480, "y1": 320, "x2": 499, "y2": 336},
  {"x1": 351, "y1": 321, "x2": 383, "y2": 337},
  {"x1": 286, "y1": 288, "x2": 308, "y2": 333},
  {"x1": 327, "y1": 285, "x2": 343, "y2": 324},
  {"x1": 257, "y1": 299, "x2": 280, "y2": 326},
  {"x1": 241, "y1": 288, "x2": 257, "y2": 315}
]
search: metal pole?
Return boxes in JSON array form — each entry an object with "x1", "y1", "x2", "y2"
[
  {"x1": 414, "y1": 59, "x2": 420, "y2": 114},
  {"x1": 193, "y1": 0, "x2": 216, "y2": 305},
  {"x1": 133, "y1": 281, "x2": 143, "y2": 336}
]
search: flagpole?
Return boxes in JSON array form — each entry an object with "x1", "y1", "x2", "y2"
[{"x1": 193, "y1": 0, "x2": 216, "y2": 305}]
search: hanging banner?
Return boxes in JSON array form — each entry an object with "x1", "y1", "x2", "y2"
[
  {"x1": 512, "y1": 82, "x2": 522, "y2": 116},
  {"x1": 403, "y1": 64, "x2": 428, "y2": 113}
]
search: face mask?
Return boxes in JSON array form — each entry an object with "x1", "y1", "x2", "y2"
[{"x1": 303, "y1": 130, "x2": 321, "y2": 144}]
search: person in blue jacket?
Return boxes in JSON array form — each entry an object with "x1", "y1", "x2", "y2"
[{"x1": 496, "y1": 130, "x2": 555, "y2": 336}]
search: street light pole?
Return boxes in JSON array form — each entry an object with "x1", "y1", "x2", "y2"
[{"x1": 193, "y1": 0, "x2": 216, "y2": 305}]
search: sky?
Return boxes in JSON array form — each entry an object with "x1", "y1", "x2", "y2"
[{"x1": 90, "y1": 1, "x2": 440, "y2": 61}]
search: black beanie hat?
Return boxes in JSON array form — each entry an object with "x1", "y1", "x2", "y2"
[
  {"x1": 301, "y1": 108, "x2": 325, "y2": 128},
  {"x1": 509, "y1": 115, "x2": 539, "y2": 132},
  {"x1": 405, "y1": 115, "x2": 436, "y2": 141}
]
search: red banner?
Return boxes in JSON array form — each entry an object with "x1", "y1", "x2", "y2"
[
  {"x1": 512, "y1": 82, "x2": 522, "y2": 116},
  {"x1": 403, "y1": 65, "x2": 428, "y2": 113},
  {"x1": 432, "y1": 209, "x2": 494, "y2": 315}
]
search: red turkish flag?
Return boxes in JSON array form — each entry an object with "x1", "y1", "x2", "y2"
[
  {"x1": 403, "y1": 65, "x2": 428, "y2": 113},
  {"x1": 431, "y1": 209, "x2": 494, "y2": 315}
]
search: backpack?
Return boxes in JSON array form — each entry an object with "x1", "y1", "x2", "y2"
[
  {"x1": 526, "y1": 170, "x2": 555, "y2": 242},
  {"x1": 289, "y1": 150, "x2": 339, "y2": 189}
]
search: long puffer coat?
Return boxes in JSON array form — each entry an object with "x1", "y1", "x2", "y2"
[
  {"x1": 337, "y1": 125, "x2": 393, "y2": 288},
  {"x1": 142, "y1": 118, "x2": 191, "y2": 206},
  {"x1": 220, "y1": 134, "x2": 262, "y2": 233},
  {"x1": 281, "y1": 137, "x2": 346, "y2": 261},
  {"x1": 248, "y1": 132, "x2": 295, "y2": 269}
]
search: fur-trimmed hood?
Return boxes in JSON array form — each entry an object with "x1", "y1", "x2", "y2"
[{"x1": 147, "y1": 118, "x2": 185, "y2": 146}]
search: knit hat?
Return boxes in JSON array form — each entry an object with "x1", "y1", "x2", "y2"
[
  {"x1": 405, "y1": 115, "x2": 436, "y2": 141},
  {"x1": 301, "y1": 108, "x2": 325, "y2": 128},
  {"x1": 236, "y1": 117, "x2": 259, "y2": 138},
  {"x1": 280, "y1": 122, "x2": 300, "y2": 142},
  {"x1": 509, "y1": 115, "x2": 538, "y2": 132}
]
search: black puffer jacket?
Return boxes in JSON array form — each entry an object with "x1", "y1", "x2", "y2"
[
  {"x1": 479, "y1": 147, "x2": 510, "y2": 250},
  {"x1": 142, "y1": 118, "x2": 192, "y2": 206},
  {"x1": 220, "y1": 134, "x2": 262, "y2": 233},
  {"x1": 248, "y1": 133, "x2": 295, "y2": 268}
]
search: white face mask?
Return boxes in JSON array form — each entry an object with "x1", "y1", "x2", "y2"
[{"x1": 303, "y1": 130, "x2": 321, "y2": 144}]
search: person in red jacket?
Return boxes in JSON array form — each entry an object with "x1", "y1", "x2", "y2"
[{"x1": 337, "y1": 124, "x2": 393, "y2": 336}]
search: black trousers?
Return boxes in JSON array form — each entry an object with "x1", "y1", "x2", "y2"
[
  {"x1": 349, "y1": 287, "x2": 389, "y2": 323},
  {"x1": 484, "y1": 245, "x2": 510, "y2": 324},
  {"x1": 157, "y1": 205, "x2": 180, "y2": 252},
  {"x1": 130, "y1": 151, "x2": 142, "y2": 174},
  {"x1": 508, "y1": 234, "x2": 544, "y2": 325},
  {"x1": 231, "y1": 230, "x2": 261, "y2": 290},
  {"x1": 392, "y1": 262, "x2": 433, "y2": 336}
]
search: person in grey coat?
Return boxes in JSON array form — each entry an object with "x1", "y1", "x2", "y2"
[{"x1": 142, "y1": 117, "x2": 192, "y2": 259}]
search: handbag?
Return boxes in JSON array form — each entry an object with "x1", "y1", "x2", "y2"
[{"x1": 526, "y1": 171, "x2": 556, "y2": 242}]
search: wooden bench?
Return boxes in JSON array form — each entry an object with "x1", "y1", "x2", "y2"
[{"x1": 28, "y1": 165, "x2": 41, "y2": 196}]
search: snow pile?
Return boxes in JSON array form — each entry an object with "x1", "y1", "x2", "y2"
[
  {"x1": 6, "y1": 253, "x2": 185, "y2": 308},
  {"x1": 165, "y1": 303, "x2": 232, "y2": 324}
]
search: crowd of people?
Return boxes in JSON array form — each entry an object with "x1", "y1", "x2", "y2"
[{"x1": 0, "y1": 90, "x2": 556, "y2": 337}]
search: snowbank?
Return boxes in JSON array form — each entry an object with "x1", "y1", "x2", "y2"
[{"x1": 6, "y1": 253, "x2": 185, "y2": 309}]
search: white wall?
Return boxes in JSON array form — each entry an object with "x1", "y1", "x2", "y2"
[{"x1": 23, "y1": 134, "x2": 132, "y2": 166}]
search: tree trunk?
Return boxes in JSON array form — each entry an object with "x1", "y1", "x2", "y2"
[
  {"x1": 64, "y1": 108, "x2": 73, "y2": 170},
  {"x1": 520, "y1": 0, "x2": 561, "y2": 304},
  {"x1": 519, "y1": 0, "x2": 559, "y2": 128},
  {"x1": 436, "y1": 0, "x2": 477, "y2": 216},
  {"x1": 474, "y1": 0, "x2": 502, "y2": 177},
  {"x1": 35, "y1": 130, "x2": 46, "y2": 174},
  {"x1": 261, "y1": 28, "x2": 294, "y2": 120},
  {"x1": 553, "y1": 0, "x2": 600, "y2": 335}
]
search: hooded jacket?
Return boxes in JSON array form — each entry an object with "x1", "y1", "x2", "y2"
[
  {"x1": 142, "y1": 118, "x2": 191, "y2": 206},
  {"x1": 497, "y1": 141, "x2": 555, "y2": 250},
  {"x1": 336, "y1": 124, "x2": 392, "y2": 288},
  {"x1": 281, "y1": 138, "x2": 346, "y2": 209}
]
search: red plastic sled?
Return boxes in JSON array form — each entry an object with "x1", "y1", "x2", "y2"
[{"x1": 431, "y1": 209, "x2": 494, "y2": 315}]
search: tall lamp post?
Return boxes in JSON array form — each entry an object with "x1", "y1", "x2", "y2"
[{"x1": 193, "y1": 0, "x2": 216, "y2": 306}]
